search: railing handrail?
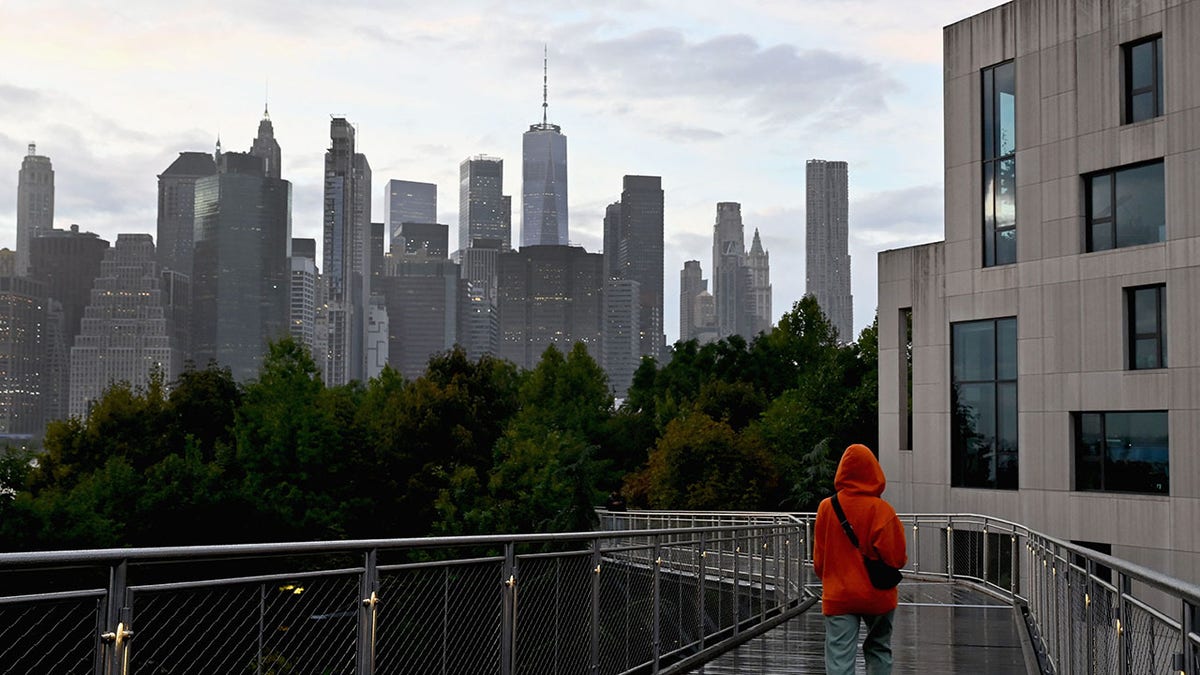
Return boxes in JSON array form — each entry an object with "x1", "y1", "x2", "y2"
[
  {"x1": 608, "y1": 508, "x2": 1200, "y2": 607},
  {"x1": 0, "y1": 521, "x2": 791, "y2": 568}
]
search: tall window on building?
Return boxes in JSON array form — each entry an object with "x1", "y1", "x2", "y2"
[
  {"x1": 1127, "y1": 284, "x2": 1166, "y2": 369},
  {"x1": 900, "y1": 308, "x2": 913, "y2": 451},
  {"x1": 982, "y1": 61, "x2": 1016, "y2": 267},
  {"x1": 1124, "y1": 35, "x2": 1163, "y2": 124},
  {"x1": 1086, "y1": 161, "x2": 1165, "y2": 252},
  {"x1": 1075, "y1": 411, "x2": 1168, "y2": 494},
  {"x1": 951, "y1": 317, "x2": 1017, "y2": 489}
]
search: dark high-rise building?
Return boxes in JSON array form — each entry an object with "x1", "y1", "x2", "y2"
[
  {"x1": 380, "y1": 256, "x2": 460, "y2": 380},
  {"x1": 192, "y1": 151, "x2": 291, "y2": 381},
  {"x1": 16, "y1": 143, "x2": 55, "y2": 276},
  {"x1": 458, "y1": 244, "x2": 500, "y2": 360},
  {"x1": 521, "y1": 52, "x2": 568, "y2": 247},
  {"x1": 459, "y1": 156, "x2": 510, "y2": 252},
  {"x1": 156, "y1": 151, "x2": 217, "y2": 276},
  {"x1": 29, "y1": 225, "x2": 110, "y2": 420},
  {"x1": 679, "y1": 260, "x2": 707, "y2": 343},
  {"x1": 70, "y1": 234, "x2": 187, "y2": 419},
  {"x1": 498, "y1": 245, "x2": 602, "y2": 369},
  {"x1": 371, "y1": 222, "x2": 385, "y2": 294},
  {"x1": 384, "y1": 180, "x2": 437, "y2": 245},
  {"x1": 322, "y1": 118, "x2": 371, "y2": 385},
  {"x1": 29, "y1": 225, "x2": 110, "y2": 347},
  {"x1": 0, "y1": 272, "x2": 47, "y2": 434},
  {"x1": 250, "y1": 105, "x2": 282, "y2": 180},
  {"x1": 290, "y1": 238, "x2": 319, "y2": 357},
  {"x1": 806, "y1": 159, "x2": 852, "y2": 341},
  {"x1": 618, "y1": 176, "x2": 664, "y2": 358},
  {"x1": 397, "y1": 222, "x2": 449, "y2": 259},
  {"x1": 602, "y1": 202, "x2": 622, "y2": 279}
]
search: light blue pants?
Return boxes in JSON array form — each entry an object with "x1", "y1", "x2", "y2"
[{"x1": 824, "y1": 610, "x2": 895, "y2": 675}]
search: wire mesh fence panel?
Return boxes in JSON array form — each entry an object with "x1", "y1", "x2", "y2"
[
  {"x1": 597, "y1": 557, "x2": 658, "y2": 675},
  {"x1": 0, "y1": 598, "x2": 99, "y2": 675},
  {"x1": 1068, "y1": 567, "x2": 1088, "y2": 674},
  {"x1": 444, "y1": 561, "x2": 504, "y2": 675},
  {"x1": 512, "y1": 553, "x2": 592, "y2": 675},
  {"x1": 376, "y1": 564, "x2": 452, "y2": 675},
  {"x1": 1053, "y1": 561, "x2": 1069, "y2": 672},
  {"x1": 1125, "y1": 600, "x2": 1182, "y2": 675},
  {"x1": 1092, "y1": 583, "x2": 1118, "y2": 675},
  {"x1": 129, "y1": 582, "x2": 262, "y2": 674}
]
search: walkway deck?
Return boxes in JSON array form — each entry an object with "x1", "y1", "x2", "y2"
[{"x1": 693, "y1": 581, "x2": 1030, "y2": 674}]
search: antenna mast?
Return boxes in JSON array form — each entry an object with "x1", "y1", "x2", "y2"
[{"x1": 542, "y1": 45, "x2": 548, "y2": 125}]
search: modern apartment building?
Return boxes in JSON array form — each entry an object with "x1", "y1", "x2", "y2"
[
  {"x1": 878, "y1": 0, "x2": 1200, "y2": 581},
  {"x1": 806, "y1": 159, "x2": 852, "y2": 342}
]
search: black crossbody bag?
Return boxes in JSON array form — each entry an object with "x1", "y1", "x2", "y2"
[{"x1": 830, "y1": 494, "x2": 903, "y2": 590}]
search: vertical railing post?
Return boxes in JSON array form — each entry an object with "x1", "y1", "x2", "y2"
[
  {"x1": 257, "y1": 583, "x2": 265, "y2": 675},
  {"x1": 1182, "y1": 599, "x2": 1197, "y2": 675},
  {"x1": 357, "y1": 548, "x2": 379, "y2": 675},
  {"x1": 732, "y1": 528, "x2": 741, "y2": 635},
  {"x1": 652, "y1": 535, "x2": 661, "y2": 673},
  {"x1": 697, "y1": 532, "x2": 707, "y2": 650},
  {"x1": 913, "y1": 521, "x2": 921, "y2": 574},
  {"x1": 1117, "y1": 572, "x2": 1130, "y2": 675},
  {"x1": 99, "y1": 559, "x2": 130, "y2": 675},
  {"x1": 501, "y1": 542, "x2": 516, "y2": 675},
  {"x1": 1010, "y1": 533, "x2": 1019, "y2": 600},
  {"x1": 1085, "y1": 558, "x2": 1095, "y2": 675},
  {"x1": 983, "y1": 521, "x2": 991, "y2": 585},
  {"x1": 760, "y1": 531, "x2": 768, "y2": 621},
  {"x1": 590, "y1": 538, "x2": 601, "y2": 674},
  {"x1": 946, "y1": 522, "x2": 954, "y2": 580}
]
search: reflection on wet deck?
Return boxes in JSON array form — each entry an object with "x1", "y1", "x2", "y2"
[{"x1": 693, "y1": 581, "x2": 1029, "y2": 674}]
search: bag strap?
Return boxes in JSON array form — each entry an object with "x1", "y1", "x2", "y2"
[{"x1": 830, "y1": 494, "x2": 861, "y2": 549}]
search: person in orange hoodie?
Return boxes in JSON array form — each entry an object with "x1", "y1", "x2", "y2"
[{"x1": 813, "y1": 443, "x2": 907, "y2": 675}]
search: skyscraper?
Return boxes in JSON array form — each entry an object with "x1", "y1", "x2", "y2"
[
  {"x1": 679, "y1": 260, "x2": 707, "y2": 343},
  {"x1": 16, "y1": 143, "x2": 54, "y2": 276},
  {"x1": 602, "y1": 278, "x2": 640, "y2": 396},
  {"x1": 712, "y1": 202, "x2": 773, "y2": 341},
  {"x1": 157, "y1": 151, "x2": 217, "y2": 277},
  {"x1": 70, "y1": 234, "x2": 187, "y2": 419},
  {"x1": 712, "y1": 202, "x2": 746, "y2": 339},
  {"x1": 805, "y1": 159, "x2": 852, "y2": 341},
  {"x1": 602, "y1": 202, "x2": 622, "y2": 279},
  {"x1": 384, "y1": 180, "x2": 437, "y2": 245},
  {"x1": 250, "y1": 105, "x2": 282, "y2": 180},
  {"x1": 192, "y1": 151, "x2": 291, "y2": 381},
  {"x1": 746, "y1": 229, "x2": 772, "y2": 336},
  {"x1": 322, "y1": 118, "x2": 371, "y2": 385},
  {"x1": 290, "y1": 238, "x2": 318, "y2": 357},
  {"x1": 30, "y1": 225, "x2": 110, "y2": 421},
  {"x1": 498, "y1": 245, "x2": 602, "y2": 369},
  {"x1": 0, "y1": 271, "x2": 47, "y2": 433},
  {"x1": 618, "y1": 176, "x2": 665, "y2": 358},
  {"x1": 380, "y1": 255, "x2": 460, "y2": 379},
  {"x1": 521, "y1": 52, "x2": 568, "y2": 247},
  {"x1": 459, "y1": 156, "x2": 510, "y2": 251}
]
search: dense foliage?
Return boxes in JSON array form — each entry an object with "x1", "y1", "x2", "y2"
[{"x1": 0, "y1": 296, "x2": 877, "y2": 550}]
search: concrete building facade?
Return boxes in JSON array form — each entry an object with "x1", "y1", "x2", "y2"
[{"x1": 877, "y1": 0, "x2": 1200, "y2": 583}]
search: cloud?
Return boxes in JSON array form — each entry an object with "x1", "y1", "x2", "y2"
[
  {"x1": 658, "y1": 124, "x2": 725, "y2": 143},
  {"x1": 569, "y1": 28, "x2": 901, "y2": 130}
]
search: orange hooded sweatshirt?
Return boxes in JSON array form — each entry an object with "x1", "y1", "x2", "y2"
[{"x1": 813, "y1": 443, "x2": 907, "y2": 616}]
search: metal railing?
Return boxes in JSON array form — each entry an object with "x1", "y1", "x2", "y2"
[
  {"x1": 0, "y1": 521, "x2": 806, "y2": 675},
  {"x1": 3, "y1": 510, "x2": 1198, "y2": 674},
  {"x1": 605, "y1": 510, "x2": 1200, "y2": 675}
]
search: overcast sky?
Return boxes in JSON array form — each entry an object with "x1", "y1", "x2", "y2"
[{"x1": 1, "y1": 0, "x2": 1002, "y2": 344}]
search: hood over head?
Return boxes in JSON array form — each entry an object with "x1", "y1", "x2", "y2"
[{"x1": 834, "y1": 443, "x2": 886, "y2": 497}]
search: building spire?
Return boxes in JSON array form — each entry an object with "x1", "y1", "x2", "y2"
[
  {"x1": 27, "y1": 142, "x2": 36, "y2": 157},
  {"x1": 542, "y1": 45, "x2": 548, "y2": 125},
  {"x1": 264, "y1": 79, "x2": 270, "y2": 119}
]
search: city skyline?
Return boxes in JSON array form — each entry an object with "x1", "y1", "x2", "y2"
[{"x1": 0, "y1": 0, "x2": 1002, "y2": 343}]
